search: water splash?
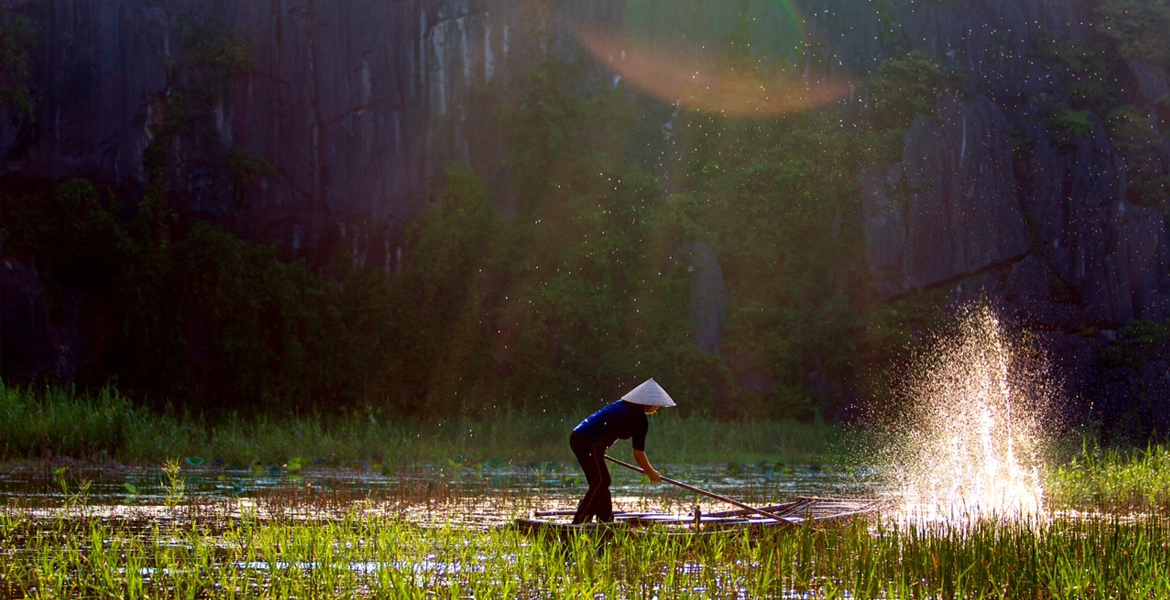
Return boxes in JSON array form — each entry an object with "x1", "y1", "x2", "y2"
[{"x1": 885, "y1": 305, "x2": 1053, "y2": 523}]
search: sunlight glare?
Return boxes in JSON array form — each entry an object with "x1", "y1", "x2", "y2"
[{"x1": 574, "y1": 0, "x2": 850, "y2": 116}]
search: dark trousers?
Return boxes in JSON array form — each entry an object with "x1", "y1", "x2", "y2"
[{"x1": 570, "y1": 432, "x2": 613, "y2": 524}]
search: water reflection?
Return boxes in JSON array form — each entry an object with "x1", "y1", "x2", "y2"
[{"x1": 0, "y1": 461, "x2": 883, "y2": 527}]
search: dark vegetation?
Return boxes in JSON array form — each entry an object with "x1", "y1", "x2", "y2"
[
  {"x1": 0, "y1": 8, "x2": 930, "y2": 424},
  {"x1": 0, "y1": 8, "x2": 34, "y2": 116},
  {"x1": 1, "y1": 8, "x2": 1165, "y2": 432},
  {"x1": 1029, "y1": 1, "x2": 1170, "y2": 212},
  {"x1": 2, "y1": 44, "x2": 947, "y2": 423}
]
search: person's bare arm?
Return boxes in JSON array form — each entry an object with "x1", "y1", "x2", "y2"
[{"x1": 633, "y1": 450, "x2": 662, "y2": 483}]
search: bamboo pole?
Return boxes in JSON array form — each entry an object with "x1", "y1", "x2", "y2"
[{"x1": 604, "y1": 455, "x2": 790, "y2": 523}]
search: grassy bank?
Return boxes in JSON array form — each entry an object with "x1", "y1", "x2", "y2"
[
  {"x1": 6, "y1": 382, "x2": 1169, "y2": 513},
  {"x1": 1046, "y1": 440, "x2": 1170, "y2": 513},
  {"x1": 2, "y1": 510, "x2": 1166, "y2": 598},
  {"x1": 0, "y1": 383, "x2": 842, "y2": 467}
]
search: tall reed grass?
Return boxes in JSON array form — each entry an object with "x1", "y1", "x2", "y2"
[
  {"x1": 1046, "y1": 439, "x2": 1170, "y2": 513},
  {"x1": 2, "y1": 508, "x2": 1166, "y2": 598},
  {"x1": 0, "y1": 382, "x2": 842, "y2": 467}
]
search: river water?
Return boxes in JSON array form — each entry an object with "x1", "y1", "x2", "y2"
[{"x1": 0, "y1": 460, "x2": 885, "y2": 527}]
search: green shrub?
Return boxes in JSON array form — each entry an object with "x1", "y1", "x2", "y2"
[
  {"x1": 0, "y1": 9, "x2": 35, "y2": 116},
  {"x1": 1107, "y1": 105, "x2": 1169, "y2": 209},
  {"x1": 1096, "y1": 0, "x2": 1170, "y2": 69},
  {"x1": 179, "y1": 16, "x2": 256, "y2": 101},
  {"x1": 1100, "y1": 319, "x2": 1170, "y2": 369},
  {"x1": 226, "y1": 147, "x2": 278, "y2": 187},
  {"x1": 1045, "y1": 108, "x2": 1094, "y2": 136},
  {"x1": 1042, "y1": 106, "x2": 1096, "y2": 152},
  {"x1": 866, "y1": 51, "x2": 960, "y2": 130},
  {"x1": 1031, "y1": 35, "x2": 1121, "y2": 112}
]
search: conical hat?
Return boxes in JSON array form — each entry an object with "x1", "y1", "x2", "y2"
[{"x1": 621, "y1": 378, "x2": 676, "y2": 407}]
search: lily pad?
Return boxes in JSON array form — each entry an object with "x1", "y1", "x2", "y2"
[{"x1": 184, "y1": 456, "x2": 205, "y2": 467}]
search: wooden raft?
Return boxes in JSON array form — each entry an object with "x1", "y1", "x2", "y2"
[{"x1": 515, "y1": 496, "x2": 888, "y2": 537}]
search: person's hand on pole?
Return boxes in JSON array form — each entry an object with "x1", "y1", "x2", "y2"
[{"x1": 633, "y1": 450, "x2": 662, "y2": 483}]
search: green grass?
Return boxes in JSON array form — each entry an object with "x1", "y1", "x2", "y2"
[
  {"x1": 8, "y1": 381, "x2": 1170, "y2": 514},
  {"x1": 0, "y1": 382, "x2": 843, "y2": 468},
  {"x1": 2, "y1": 509, "x2": 1167, "y2": 598},
  {"x1": 1046, "y1": 440, "x2": 1170, "y2": 513}
]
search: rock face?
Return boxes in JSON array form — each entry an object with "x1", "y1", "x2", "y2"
[
  {"x1": 823, "y1": 0, "x2": 1170, "y2": 424},
  {"x1": 865, "y1": 95, "x2": 1032, "y2": 295},
  {"x1": 1, "y1": 0, "x2": 615, "y2": 268},
  {"x1": 682, "y1": 241, "x2": 726, "y2": 354}
]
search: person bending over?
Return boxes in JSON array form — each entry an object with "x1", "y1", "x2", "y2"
[{"x1": 569, "y1": 378, "x2": 675, "y2": 524}]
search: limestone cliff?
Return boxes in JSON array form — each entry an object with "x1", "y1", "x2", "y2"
[{"x1": 2, "y1": 0, "x2": 616, "y2": 269}]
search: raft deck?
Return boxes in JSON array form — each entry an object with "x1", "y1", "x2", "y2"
[{"x1": 515, "y1": 496, "x2": 888, "y2": 537}]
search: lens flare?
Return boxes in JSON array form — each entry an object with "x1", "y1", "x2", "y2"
[
  {"x1": 881, "y1": 305, "x2": 1055, "y2": 523},
  {"x1": 575, "y1": 0, "x2": 850, "y2": 116}
]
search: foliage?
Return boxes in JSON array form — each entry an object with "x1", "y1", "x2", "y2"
[
  {"x1": 674, "y1": 104, "x2": 879, "y2": 418},
  {"x1": 393, "y1": 167, "x2": 502, "y2": 415},
  {"x1": 1099, "y1": 319, "x2": 1170, "y2": 369},
  {"x1": 1, "y1": 179, "x2": 131, "y2": 290},
  {"x1": 1036, "y1": 95, "x2": 1097, "y2": 152},
  {"x1": 3, "y1": 506, "x2": 1169, "y2": 598},
  {"x1": 2, "y1": 45, "x2": 946, "y2": 421},
  {"x1": 0, "y1": 175, "x2": 401, "y2": 413},
  {"x1": 1095, "y1": 0, "x2": 1170, "y2": 69},
  {"x1": 866, "y1": 51, "x2": 960, "y2": 131},
  {"x1": 1047, "y1": 438, "x2": 1170, "y2": 512},
  {"x1": 1106, "y1": 105, "x2": 1169, "y2": 210},
  {"x1": 0, "y1": 8, "x2": 35, "y2": 116},
  {"x1": 853, "y1": 289, "x2": 949, "y2": 408},
  {"x1": 1031, "y1": 34, "x2": 1123, "y2": 114},
  {"x1": 490, "y1": 58, "x2": 723, "y2": 413},
  {"x1": 226, "y1": 147, "x2": 278, "y2": 187},
  {"x1": 1045, "y1": 108, "x2": 1094, "y2": 137},
  {"x1": 179, "y1": 16, "x2": 256, "y2": 102},
  {"x1": 0, "y1": 381, "x2": 843, "y2": 465}
]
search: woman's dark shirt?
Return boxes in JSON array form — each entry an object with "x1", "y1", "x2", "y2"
[{"x1": 573, "y1": 400, "x2": 648, "y2": 451}]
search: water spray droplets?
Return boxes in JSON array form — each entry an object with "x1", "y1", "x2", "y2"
[{"x1": 890, "y1": 305, "x2": 1054, "y2": 524}]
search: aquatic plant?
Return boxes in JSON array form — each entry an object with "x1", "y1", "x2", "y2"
[
  {"x1": 3, "y1": 508, "x2": 1167, "y2": 598},
  {"x1": 1047, "y1": 439, "x2": 1170, "y2": 513},
  {"x1": 161, "y1": 459, "x2": 186, "y2": 509}
]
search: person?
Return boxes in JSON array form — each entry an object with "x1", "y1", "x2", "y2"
[{"x1": 569, "y1": 378, "x2": 675, "y2": 524}]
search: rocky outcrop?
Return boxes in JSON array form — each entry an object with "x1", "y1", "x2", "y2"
[
  {"x1": 829, "y1": 0, "x2": 1170, "y2": 421},
  {"x1": 0, "y1": 251, "x2": 88, "y2": 383},
  {"x1": 1, "y1": 0, "x2": 614, "y2": 269},
  {"x1": 837, "y1": 0, "x2": 1170, "y2": 323},
  {"x1": 682, "y1": 241, "x2": 726, "y2": 354},
  {"x1": 865, "y1": 94, "x2": 1032, "y2": 295}
]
